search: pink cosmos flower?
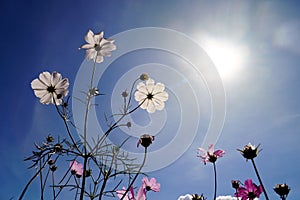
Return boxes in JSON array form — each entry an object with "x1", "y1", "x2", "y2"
[
  {"x1": 116, "y1": 186, "x2": 146, "y2": 200},
  {"x1": 70, "y1": 160, "x2": 83, "y2": 178},
  {"x1": 197, "y1": 144, "x2": 225, "y2": 164},
  {"x1": 142, "y1": 177, "x2": 160, "y2": 192},
  {"x1": 235, "y1": 179, "x2": 263, "y2": 200}
]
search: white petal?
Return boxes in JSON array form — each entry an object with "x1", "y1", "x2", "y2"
[
  {"x1": 95, "y1": 55, "x2": 104, "y2": 63},
  {"x1": 155, "y1": 91, "x2": 169, "y2": 101},
  {"x1": 99, "y1": 38, "x2": 113, "y2": 46},
  {"x1": 134, "y1": 91, "x2": 147, "y2": 101},
  {"x1": 80, "y1": 43, "x2": 94, "y2": 49},
  {"x1": 153, "y1": 82, "x2": 165, "y2": 94},
  {"x1": 86, "y1": 49, "x2": 96, "y2": 60},
  {"x1": 51, "y1": 71, "x2": 62, "y2": 86},
  {"x1": 85, "y1": 30, "x2": 95, "y2": 44},
  {"x1": 33, "y1": 89, "x2": 48, "y2": 98},
  {"x1": 102, "y1": 43, "x2": 116, "y2": 51},
  {"x1": 140, "y1": 99, "x2": 148, "y2": 109},
  {"x1": 55, "y1": 78, "x2": 69, "y2": 90},
  {"x1": 40, "y1": 93, "x2": 53, "y2": 104},
  {"x1": 94, "y1": 31, "x2": 104, "y2": 44},
  {"x1": 146, "y1": 100, "x2": 156, "y2": 113},
  {"x1": 99, "y1": 49, "x2": 111, "y2": 57},
  {"x1": 146, "y1": 79, "x2": 155, "y2": 85},
  {"x1": 136, "y1": 82, "x2": 147, "y2": 93},
  {"x1": 145, "y1": 79, "x2": 155, "y2": 93},
  {"x1": 31, "y1": 79, "x2": 48, "y2": 90},
  {"x1": 153, "y1": 98, "x2": 165, "y2": 110},
  {"x1": 39, "y1": 72, "x2": 51, "y2": 86}
]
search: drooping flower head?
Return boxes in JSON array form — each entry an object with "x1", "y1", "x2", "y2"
[
  {"x1": 197, "y1": 144, "x2": 225, "y2": 164},
  {"x1": 235, "y1": 179, "x2": 263, "y2": 200},
  {"x1": 238, "y1": 143, "x2": 261, "y2": 160},
  {"x1": 70, "y1": 160, "x2": 83, "y2": 178},
  {"x1": 134, "y1": 78, "x2": 168, "y2": 113},
  {"x1": 274, "y1": 183, "x2": 290, "y2": 198},
  {"x1": 31, "y1": 71, "x2": 69, "y2": 105},
  {"x1": 80, "y1": 30, "x2": 116, "y2": 63},
  {"x1": 142, "y1": 177, "x2": 160, "y2": 192},
  {"x1": 137, "y1": 134, "x2": 155, "y2": 148}
]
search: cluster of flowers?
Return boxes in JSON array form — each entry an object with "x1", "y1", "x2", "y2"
[
  {"x1": 178, "y1": 143, "x2": 291, "y2": 200},
  {"x1": 21, "y1": 29, "x2": 168, "y2": 200}
]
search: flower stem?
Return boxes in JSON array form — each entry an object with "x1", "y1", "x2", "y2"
[
  {"x1": 251, "y1": 158, "x2": 269, "y2": 200},
  {"x1": 120, "y1": 147, "x2": 148, "y2": 200},
  {"x1": 18, "y1": 157, "x2": 51, "y2": 200},
  {"x1": 213, "y1": 162, "x2": 217, "y2": 200}
]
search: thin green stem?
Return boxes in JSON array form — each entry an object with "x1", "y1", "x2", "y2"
[
  {"x1": 53, "y1": 101, "x2": 81, "y2": 154},
  {"x1": 251, "y1": 158, "x2": 269, "y2": 200},
  {"x1": 120, "y1": 147, "x2": 147, "y2": 200},
  {"x1": 213, "y1": 162, "x2": 217, "y2": 200},
  {"x1": 80, "y1": 57, "x2": 97, "y2": 200},
  {"x1": 52, "y1": 171, "x2": 56, "y2": 199},
  {"x1": 18, "y1": 157, "x2": 51, "y2": 200}
]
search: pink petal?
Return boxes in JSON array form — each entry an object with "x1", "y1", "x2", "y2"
[
  {"x1": 136, "y1": 185, "x2": 146, "y2": 200},
  {"x1": 214, "y1": 149, "x2": 225, "y2": 157}
]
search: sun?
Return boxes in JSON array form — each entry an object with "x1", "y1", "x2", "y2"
[{"x1": 197, "y1": 36, "x2": 248, "y2": 80}]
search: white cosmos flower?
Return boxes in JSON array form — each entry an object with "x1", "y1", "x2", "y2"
[
  {"x1": 80, "y1": 30, "x2": 116, "y2": 63},
  {"x1": 177, "y1": 194, "x2": 193, "y2": 200},
  {"x1": 31, "y1": 71, "x2": 69, "y2": 105},
  {"x1": 134, "y1": 78, "x2": 168, "y2": 113}
]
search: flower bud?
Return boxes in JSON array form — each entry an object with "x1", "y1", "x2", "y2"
[
  {"x1": 274, "y1": 183, "x2": 290, "y2": 198},
  {"x1": 137, "y1": 134, "x2": 155, "y2": 148},
  {"x1": 140, "y1": 74, "x2": 149, "y2": 81},
  {"x1": 238, "y1": 143, "x2": 260, "y2": 160}
]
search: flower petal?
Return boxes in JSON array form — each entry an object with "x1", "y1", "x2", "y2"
[
  {"x1": 93, "y1": 31, "x2": 104, "y2": 44},
  {"x1": 146, "y1": 100, "x2": 156, "y2": 113},
  {"x1": 153, "y1": 82, "x2": 165, "y2": 94},
  {"x1": 31, "y1": 79, "x2": 48, "y2": 90},
  {"x1": 33, "y1": 89, "x2": 48, "y2": 98},
  {"x1": 39, "y1": 71, "x2": 51, "y2": 86},
  {"x1": 95, "y1": 55, "x2": 104, "y2": 63},
  {"x1": 85, "y1": 30, "x2": 95, "y2": 44},
  {"x1": 154, "y1": 91, "x2": 168, "y2": 102},
  {"x1": 40, "y1": 93, "x2": 53, "y2": 104},
  {"x1": 51, "y1": 71, "x2": 62, "y2": 86}
]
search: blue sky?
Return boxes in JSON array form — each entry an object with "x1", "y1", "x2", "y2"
[{"x1": 1, "y1": 0, "x2": 300, "y2": 199}]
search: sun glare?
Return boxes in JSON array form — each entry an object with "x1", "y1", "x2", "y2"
[{"x1": 198, "y1": 36, "x2": 248, "y2": 80}]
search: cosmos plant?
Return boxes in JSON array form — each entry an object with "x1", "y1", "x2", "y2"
[{"x1": 20, "y1": 28, "x2": 291, "y2": 200}]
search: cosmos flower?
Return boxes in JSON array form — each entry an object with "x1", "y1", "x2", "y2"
[
  {"x1": 197, "y1": 144, "x2": 225, "y2": 164},
  {"x1": 80, "y1": 30, "x2": 116, "y2": 63},
  {"x1": 177, "y1": 194, "x2": 193, "y2": 200},
  {"x1": 134, "y1": 78, "x2": 168, "y2": 113},
  {"x1": 274, "y1": 183, "x2": 290, "y2": 199},
  {"x1": 116, "y1": 186, "x2": 146, "y2": 200},
  {"x1": 238, "y1": 143, "x2": 261, "y2": 160},
  {"x1": 177, "y1": 194, "x2": 206, "y2": 200},
  {"x1": 31, "y1": 71, "x2": 69, "y2": 105},
  {"x1": 137, "y1": 134, "x2": 155, "y2": 148},
  {"x1": 142, "y1": 177, "x2": 160, "y2": 192},
  {"x1": 70, "y1": 160, "x2": 83, "y2": 178},
  {"x1": 235, "y1": 179, "x2": 262, "y2": 200}
]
